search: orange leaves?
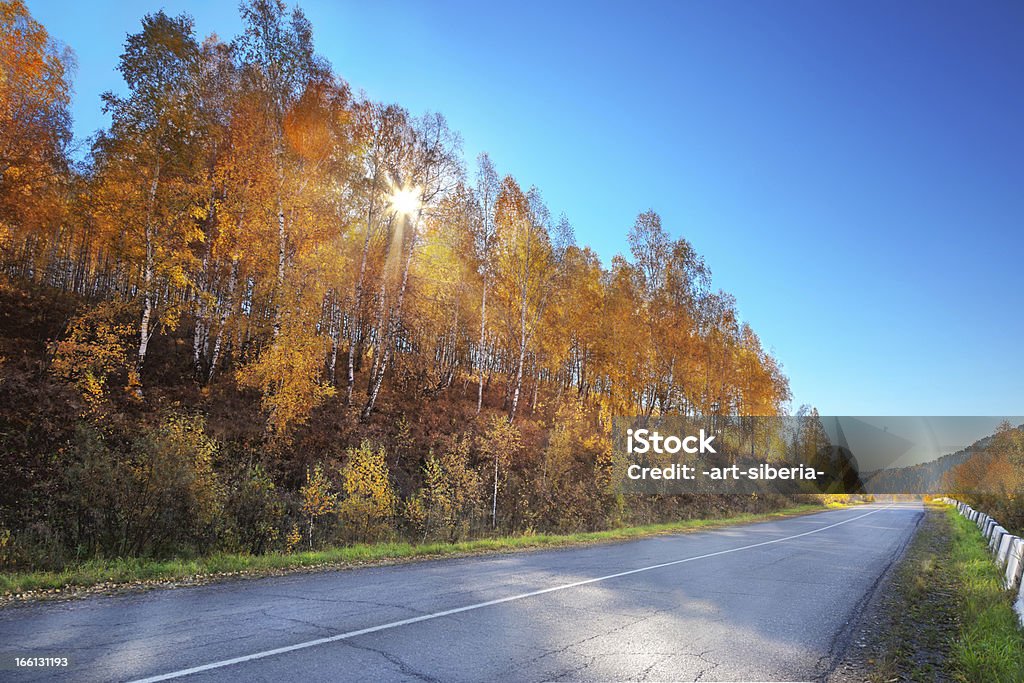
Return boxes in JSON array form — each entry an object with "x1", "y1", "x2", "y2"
[
  {"x1": 945, "y1": 424, "x2": 1024, "y2": 498},
  {"x1": 50, "y1": 302, "x2": 134, "y2": 407},
  {"x1": 237, "y1": 315, "x2": 335, "y2": 437},
  {"x1": 0, "y1": 0, "x2": 72, "y2": 236},
  {"x1": 494, "y1": 176, "x2": 530, "y2": 229},
  {"x1": 8, "y1": 0, "x2": 791, "y2": 443},
  {"x1": 283, "y1": 81, "x2": 353, "y2": 164},
  {"x1": 0, "y1": 0, "x2": 72, "y2": 124}
]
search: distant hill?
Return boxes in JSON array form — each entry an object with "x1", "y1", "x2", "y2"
[{"x1": 860, "y1": 434, "x2": 996, "y2": 494}]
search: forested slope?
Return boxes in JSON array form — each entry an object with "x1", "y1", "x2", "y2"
[{"x1": 0, "y1": 0, "x2": 793, "y2": 571}]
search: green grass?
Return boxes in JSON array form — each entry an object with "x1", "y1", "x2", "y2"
[
  {"x1": 946, "y1": 506, "x2": 1024, "y2": 682},
  {"x1": 1, "y1": 503, "x2": 828, "y2": 598},
  {"x1": 828, "y1": 502, "x2": 959, "y2": 682}
]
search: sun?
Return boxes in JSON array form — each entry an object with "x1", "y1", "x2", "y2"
[{"x1": 388, "y1": 187, "x2": 421, "y2": 217}]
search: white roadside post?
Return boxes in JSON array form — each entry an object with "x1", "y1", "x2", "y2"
[
  {"x1": 997, "y1": 533, "x2": 1016, "y2": 569},
  {"x1": 1006, "y1": 537, "x2": 1024, "y2": 591},
  {"x1": 990, "y1": 525, "x2": 1007, "y2": 554},
  {"x1": 1016, "y1": 580, "x2": 1024, "y2": 624}
]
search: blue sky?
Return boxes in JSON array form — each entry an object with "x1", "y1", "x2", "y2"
[{"x1": 28, "y1": 0, "x2": 1024, "y2": 416}]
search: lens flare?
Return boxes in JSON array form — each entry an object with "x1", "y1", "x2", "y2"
[{"x1": 388, "y1": 187, "x2": 421, "y2": 216}]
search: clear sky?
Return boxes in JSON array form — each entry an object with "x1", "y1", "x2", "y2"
[{"x1": 27, "y1": 0, "x2": 1024, "y2": 416}]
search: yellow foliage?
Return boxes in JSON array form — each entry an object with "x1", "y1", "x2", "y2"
[
  {"x1": 50, "y1": 302, "x2": 133, "y2": 407},
  {"x1": 285, "y1": 523, "x2": 302, "y2": 554},
  {"x1": 238, "y1": 315, "x2": 335, "y2": 436},
  {"x1": 338, "y1": 441, "x2": 396, "y2": 543},
  {"x1": 410, "y1": 438, "x2": 483, "y2": 542},
  {"x1": 300, "y1": 464, "x2": 336, "y2": 548}
]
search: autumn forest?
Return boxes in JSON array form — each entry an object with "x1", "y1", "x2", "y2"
[{"x1": 0, "y1": 0, "x2": 794, "y2": 569}]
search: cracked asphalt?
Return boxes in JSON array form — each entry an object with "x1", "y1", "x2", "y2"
[{"x1": 0, "y1": 503, "x2": 922, "y2": 682}]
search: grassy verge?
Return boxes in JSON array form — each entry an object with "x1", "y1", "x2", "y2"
[
  {"x1": 946, "y1": 506, "x2": 1024, "y2": 682},
  {"x1": 854, "y1": 503, "x2": 958, "y2": 682},
  {"x1": 839, "y1": 503, "x2": 1024, "y2": 682},
  {"x1": 1, "y1": 503, "x2": 829, "y2": 600}
]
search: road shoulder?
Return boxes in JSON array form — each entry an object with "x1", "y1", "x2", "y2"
[{"x1": 829, "y1": 503, "x2": 958, "y2": 682}]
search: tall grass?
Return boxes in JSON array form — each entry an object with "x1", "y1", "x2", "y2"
[
  {"x1": 947, "y1": 507, "x2": 1024, "y2": 682},
  {"x1": 1, "y1": 503, "x2": 826, "y2": 597}
]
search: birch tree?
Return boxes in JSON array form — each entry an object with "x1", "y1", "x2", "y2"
[
  {"x1": 95, "y1": 10, "x2": 200, "y2": 395},
  {"x1": 472, "y1": 153, "x2": 499, "y2": 413}
]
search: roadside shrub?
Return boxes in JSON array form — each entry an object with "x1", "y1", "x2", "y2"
[
  {"x1": 59, "y1": 412, "x2": 226, "y2": 560},
  {"x1": 0, "y1": 527, "x2": 13, "y2": 568},
  {"x1": 60, "y1": 422, "x2": 132, "y2": 558},
  {"x1": 538, "y1": 403, "x2": 614, "y2": 532},
  {"x1": 337, "y1": 441, "x2": 396, "y2": 543},
  {"x1": 410, "y1": 437, "x2": 483, "y2": 543},
  {"x1": 125, "y1": 413, "x2": 225, "y2": 556},
  {"x1": 477, "y1": 416, "x2": 522, "y2": 531},
  {"x1": 300, "y1": 463, "x2": 337, "y2": 549},
  {"x1": 225, "y1": 464, "x2": 285, "y2": 554}
]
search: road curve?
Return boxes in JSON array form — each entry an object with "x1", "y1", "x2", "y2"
[{"x1": 0, "y1": 503, "x2": 923, "y2": 682}]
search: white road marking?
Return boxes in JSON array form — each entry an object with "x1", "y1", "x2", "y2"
[{"x1": 130, "y1": 505, "x2": 896, "y2": 682}]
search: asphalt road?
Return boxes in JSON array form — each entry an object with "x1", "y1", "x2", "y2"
[{"x1": 0, "y1": 503, "x2": 923, "y2": 682}]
